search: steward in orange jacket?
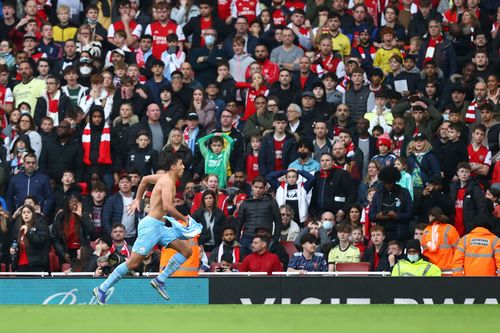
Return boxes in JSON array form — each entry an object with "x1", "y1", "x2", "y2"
[
  {"x1": 452, "y1": 216, "x2": 500, "y2": 276},
  {"x1": 422, "y1": 209, "x2": 460, "y2": 271}
]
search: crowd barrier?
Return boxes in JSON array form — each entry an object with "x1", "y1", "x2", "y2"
[{"x1": 1, "y1": 275, "x2": 500, "y2": 304}]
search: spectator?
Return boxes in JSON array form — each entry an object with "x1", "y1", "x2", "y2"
[
  {"x1": 102, "y1": 174, "x2": 138, "y2": 244},
  {"x1": 163, "y1": 128, "x2": 194, "y2": 182},
  {"x1": 362, "y1": 225, "x2": 390, "y2": 272},
  {"x1": 391, "y1": 239, "x2": 441, "y2": 276},
  {"x1": 83, "y1": 181, "x2": 107, "y2": 241},
  {"x1": 310, "y1": 152, "x2": 357, "y2": 221},
  {"x1": 369, "y1": 166, "x2": 413, "y2": 242},
  {"x1": 190, "y1": 174, "x2": 230, "y2": 215},
  {"x1": 208, "y1": 225, "x2": 241, "y2": 265},
  {"x1": 51, "y1": 193, "x2": 92, "y2": 269},
  {"x1": 6, "y1": 153, "x2": 53, "y2": 217},
  {"x1": 288, "y1": 233, "x2": 327, "y2": 273},
  {"x1": 197, "y1": 132, "x2": 234, "y2": 189},
  {"x1": 449, "y1": 162, "x2": 488, "y2": 236},
  {"x1": 126, "y1": 131, "x2": 158, "y2": 177},
  {"x1": 129, "y1": 103, "x2": 171, "y2": 154},
  {"x1": 192, "y1": 189, "x2": 226, "y2": 252},
  {"x1": 188, "y1": 28, "x2": 225, "y2": 88},
  {"x1": 183, "y1": 0, "x2": 227, "y2": 50},
  {"x1": 237, "y1": 176, "x2": 282, "y2": 257},
  {"x1": 279, "y1": 204, "x2": 300, "y2": 242},
  {"x1": 344, "y1": 67, "x2": 375, "y2": 121},
  {"x1": 328, "y1": 223, "x2": 361, "y2": 271},
  {"x1": 239, "y1": 234, "x2": 282, "y2": 274},
  {"x1": 288, "y1": 139, "x2": 321, "y2": 174},
  {"x1": 10, "y1": 204, "x2": 50, "y2": 272}
]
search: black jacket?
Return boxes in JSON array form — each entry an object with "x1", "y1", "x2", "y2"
[
  {"x1": 12, "y1": 219, "x2": 50, "y2": 270},
  {"x1": 258, "y1": 132, "x2": 298, "y2": 176},
  {"x1": 33, "y1": 93, "x2": 72, "y2": 127},
  {"x1": 408, "y1": 10, "x2": 443, "y2": 39},
  {"x1": 39, "y1": 136, "x2": 84, "y2": 182},
  {"x1": 292, "y1": 71, "x2": 320, "y2": 92},
  {"x1": 188, "y1": 46, "x2": 226, "y2": 88},
  {"x1": 50, "y1": 211, "x2": 92, "y2": 262},
  {"x1": 310, "y1": 168, "x2": 357, "y2": 217},
  {"x1": 192, "y1": 207, "x2": 227, "y2": 248},
  {"x1": 237, "y1": 195, "x2": 282, "y2": 242},
  {"x1": 128, "y1": 117, "x2": 171, "y2": 151},
  {"x1": 125, "y1": 147, "x2": 158, "y2": 176},
  {"x1": 362, "y1": 243, "x2": 390, "y2": 272},
  {"x1": 449, "y1": 178, "x2": 488, "y2": 234},
  {"x1": 414, "y1": 190, "x2": 453, "y2": 224},
  {"x1": 369, "y1": 184, "x2": 413, "y2": 241}
]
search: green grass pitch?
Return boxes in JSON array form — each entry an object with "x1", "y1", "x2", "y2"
[{"x1": 0, "y1": 305, "x2": 499, "y2": 333}]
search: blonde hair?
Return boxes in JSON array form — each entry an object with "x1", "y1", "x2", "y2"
[
  {"x1": 406, "y1": 139, "x2": 432, "y2": 156},
  {"x1": 57, "y1": 5, "x2": 70, "y2": 14}
]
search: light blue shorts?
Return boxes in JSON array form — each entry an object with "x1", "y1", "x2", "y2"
[{"x1": 132, "y1": 216, "x2": 180, "y2": 256}]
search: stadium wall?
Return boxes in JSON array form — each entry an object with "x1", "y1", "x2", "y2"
[{"x1": 1, "y1": 277, "x2": 500, "y2": 304}]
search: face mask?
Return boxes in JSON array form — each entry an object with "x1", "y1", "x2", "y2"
[
  {"x1": 298, "y1": 152, "x2": 309, "y2": 159},
  {"x1": 322, "y1": 220, "x2": 334, "y2": 230},
  {"x1": 205, "y1": 35, "x2": 215, "y2": 46},
  {"x1": 168, "y1": 46, "x2": 177, "y2": 54},
  {"x1": 87, "y1": 18, "x2": 98, "y2": 25},
  {"x1": 0, "y1": 51, "x2": 9, "y2": 57},
  {"x1": 80, "y1": 66, "x2": 92, "y2": 76},
  {"x1": 407, "y1": 254, "x2": 419, "y2": 263},
  {"x1": 17, "y1": 147, "x2": 26, "y2": 153}
]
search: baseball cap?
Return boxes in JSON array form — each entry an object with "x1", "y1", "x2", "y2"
[
  {"x1": 187, "y1": 112, "x2": 199, "y2": 120},
  {"x1": 413, "y1": 132, "x2": 428, "y2": 142},
  {"x1": 301, "y1": 91, "x2": 314, "y2": 98},
  {"x1": 112, "y1": 48, "x2": 126, "y2": 57}
]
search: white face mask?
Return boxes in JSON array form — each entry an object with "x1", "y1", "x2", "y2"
[
  {"x1": 80, "y1": 66, "x2": 92, "y2": 76},
  {"x1": 407, "y1": 254, "x2": 420, "y2": 263},
  {"x1": 322, "y1": 220, "x2": 334, "y2": 230},
  {"x1": 204, "y1": 35, "x2": 215, "y2": 46}
]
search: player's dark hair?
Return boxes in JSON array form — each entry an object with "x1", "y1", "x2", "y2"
[{"x1": 162, "y1": 152, "x2": 181, "y2": 171}]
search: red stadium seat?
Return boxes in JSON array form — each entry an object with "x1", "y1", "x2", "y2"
[
  {"x1": 280, "y1": 241, "x2": 298, "y2": 257},
  {"x1": 0, "y1": 263, "x2": 6, "y2": 272},
  {"x1": 49, "y1": 247, "x2": 60, "y2": 272},
  {"x1": 335, "y1": 262, "x2": 371, "y2": 274}
]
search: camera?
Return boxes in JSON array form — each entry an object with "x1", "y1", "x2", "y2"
[{"x1": 99, "y1": 252, "x2": 127, "y2": 276}]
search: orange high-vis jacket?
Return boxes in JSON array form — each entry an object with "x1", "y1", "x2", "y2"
[
  {"x1": 422, "y1": 222, "x2": 460, "y2": 270},
  {"x1": 160, "y1": 236, "x2": 200, "y2": 277},
  {"x1": 451, "y1": 227, "x2": 500, "y2": 276}
]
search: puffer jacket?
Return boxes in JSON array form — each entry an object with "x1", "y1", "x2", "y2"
[{"x1": 237, "y1": 194, "x2": 282, "y2": 242}]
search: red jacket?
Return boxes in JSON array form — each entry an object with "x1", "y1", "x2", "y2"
[{"x1": 245, "y1": 59, "x2": 279, "y2": 84}]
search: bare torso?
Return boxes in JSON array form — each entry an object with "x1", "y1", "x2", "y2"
[{"x1": 147, "y1": 173, "x2": 175, "y2": 221}]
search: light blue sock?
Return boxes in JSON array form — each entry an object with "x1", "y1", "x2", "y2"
[
  {"x1": 99, "y1": 262, "x2": 130, "y2": 292},
  {"x1": 156, "y1": 253, "x2": 187, "y2": 283}
]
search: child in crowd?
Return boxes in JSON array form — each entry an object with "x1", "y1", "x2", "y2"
[
  {"x1": 161, "y1": 33, "x2": 185, "y2": 81},
  {"x1": 362, "y1": 226, "x2": 390, "y2": 271},
  {"x1": 126, "y1": 131, "x2": 158, "y2": 176},
  {"x1": 361, "y1": 187, "x2": 377, "y2": 241},
  {"x1": 467, "y1": 124, "x2": 491, "y2": 187},
  {"x1": 245, "y1": 134, "x2": 261, "y2": 183},
  {"x1": 351, "y1": 224, "x2": 366, "y2": 257},
  {"x1": 373, "y1": 27, "x2": 402, "y2": 74},
  {"x1": 53, "y1": 5, "x2": 78, "y2": 43},
  {"x1": 414, "y1": 223, "x2": 427, "y2": 241},
  {"x1": 328, "y1": 223, "x2": 361, "y2": 271},
  {"x1": 442, "y1": 123, "x2": 469, "y2": 183},
  {"x1": 365, "y1": 91, "x2": 393, "y2": 135},
  {"x1": 395, "y1": 157, "x2": 414, "y2": 200},
  {"x1": 372, "y1": 133, "x2": 397, "y2": 167},
  {"x1": 197, "y1": 132, "x2": 235, "y2": 189}
]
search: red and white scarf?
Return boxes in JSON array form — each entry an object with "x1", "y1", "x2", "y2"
[
  {"x1": 47, "y1": 91, "x2": 61, "y2": 126},
  {"x1": 82, "y1": 122, "x2": 112, "y2": 165},
  {"x1": 357, "y1": 45, "x2": 376, "y2": 60},
  {"x1": 345, "y1": 141, "x2": 356, "y2": 158},
  {"x1": 465, "y1": 99, "x2": 477, "y2": 124},
  {"x1": 424, "y1": 35, "x2": 443, "y2": 64},
  {"x1": 110, "y1": 241, "x2": 131, "y2": 258},
  {"x1": 216, "y1": 243, "x2": 240, "y2": 263}
]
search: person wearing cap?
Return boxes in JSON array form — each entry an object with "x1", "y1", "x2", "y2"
[
  {"x1": 144, "y1": 58, "x2": 169, "y2": 105},
  {"x1": 413, "y1": 172, "x2": 452, "y2": 224},
  {"x1": 12, "y1": 60, "x2": 47, "y2": 111},
  {"x1": 365, "y1": 91, "x2": 393, "y2": 135},
  {"x1": 406, "y1": 132, "x2": 441, "y2": 200},
  {"x1": 258, "y1": 112, "x2": 298, "y2": 176},
  {"x1": 452, "y1": 214, "x2": 500, "y2": 276},
  {"x1": 372, "y1": 133, "x2": 397, "y2": 167},
  {"x1": 51, "y1": 193, "x2": 93, "y2": 268},
  {"x1": 102, "y1": 174, "x2": 139, "y2": 244},
  {"x1": 391, "y1": 239, "x2": 441, "y2": 276}
]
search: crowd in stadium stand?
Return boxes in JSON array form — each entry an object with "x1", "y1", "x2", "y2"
[{"x1": 0, "y1": 0, "x2": 500, "y2": 278}]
